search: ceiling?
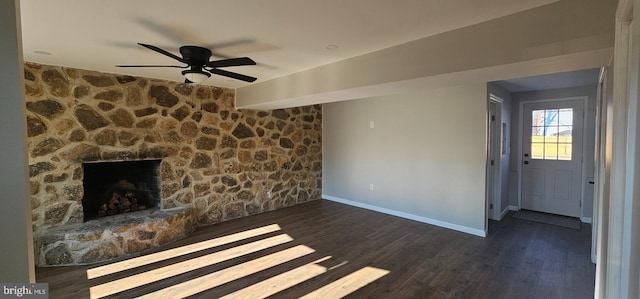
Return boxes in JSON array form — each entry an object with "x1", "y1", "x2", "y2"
[
  {"x1": 19, "y1": 0, "x2": 559, "y2": 89},
  {"x1": 494, "y1": 68, "x2": 601, "y2": 93}
]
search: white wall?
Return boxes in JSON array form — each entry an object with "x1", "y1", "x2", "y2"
[
  {"x1": 0, "y1": 0, "x2": 35, "y2": 282},
  {"x1": 509, "y1": 85, "x2": 598, "y2": 220},
  {"x1": 323, "y1": 84, "x2": 488, "y2": 236}
]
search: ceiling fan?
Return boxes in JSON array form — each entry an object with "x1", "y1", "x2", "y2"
[{"x1": 117, "y1": 43, "x2": 257, "y2": 84}]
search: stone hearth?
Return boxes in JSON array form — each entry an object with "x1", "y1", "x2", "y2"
[
  {"x1": 25, "y1": 62, "x2": 322, "y2": 266},
  {"x1": 34, "y1": 207, "x2": 194, "y2": 266}
]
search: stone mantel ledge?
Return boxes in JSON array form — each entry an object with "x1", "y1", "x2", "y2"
[{"x1": 34, "y1": 207, "x2": 195, "y2": 266}]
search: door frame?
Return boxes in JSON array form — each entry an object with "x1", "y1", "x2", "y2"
[
  {"x1": 517, "y1": 96, "x2": 589, "y2": 218},
  {"x1": 595, "y1": 0, "x2": 640, "y2": 296},
  {"x1": 592, "y1": 66, "x2": 609, "y2": 265},
  {"x1": 487, "y1": 94, "x2": 503, "y2": 221}
]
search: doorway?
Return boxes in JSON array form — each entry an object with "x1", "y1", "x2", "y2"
[
  {"x1": 520, "y1": 98, "x2": 586, "y2": 217},
  {"x1": 487, "y1": 95, "x2": 503, "y2": 221}
]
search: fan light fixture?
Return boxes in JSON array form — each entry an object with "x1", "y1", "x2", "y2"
[{"x1": 182, "y1": 70, "x2": 211, "y2": 83}]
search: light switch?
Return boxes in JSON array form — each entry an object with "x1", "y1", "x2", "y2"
[{"x1": 370, "y1": 121, "x2": 375, "y2": 129}]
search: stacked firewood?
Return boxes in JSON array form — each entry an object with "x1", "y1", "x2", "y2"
[{"x1": 97, "y1": 191, "x2": 146, "y2": 217}]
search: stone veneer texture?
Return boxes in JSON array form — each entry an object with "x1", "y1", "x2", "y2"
[{"x1": 25, "y1": 62, "x2": 322, "y2": 233}]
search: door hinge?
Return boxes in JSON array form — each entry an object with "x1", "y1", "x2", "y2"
[
  {"x1": 491, "y1": 115, "x2": 496, "y2": 121},
  {"x1": 490, "y1": 203, "x2": 494, "y2": 209},
  {"x1": 490, "y1": 160, "x2": 494, "y2": 166}
]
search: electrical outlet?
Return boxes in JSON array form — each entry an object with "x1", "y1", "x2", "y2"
[{"x1": 369, "y1": 184, "x2": 374, "y2": 191}]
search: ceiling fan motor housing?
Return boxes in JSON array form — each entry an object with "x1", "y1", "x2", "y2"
[{"x1": 179, "y1": 46, "x2": 212, "y2": 67}]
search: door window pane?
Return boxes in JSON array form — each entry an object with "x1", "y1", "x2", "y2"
[
  {"x1": 544, "y1": 143, "x2": 558, "y2": 159},
  {"x1": 557, "y1": 126, "x2": 572, "y2": 137},
  {"x1": 558, "y1": 143, "x2": 572, "y2": 160},
  {"x1": 531, "y1": 143, "x2": 544, "y2": 159},
  {"x1": 545, "y1": 109, "x2": 559, "y2": 126},
  {"x1": 532, "y1": 126, "x2": 544, "y2": 137},
  {"x1": 530, "y1": 108, "x2": 573, "y2": 160},
  {"x1": 544, "y1": 135, "x2": 558, "y2": 143},
  {"x1": 559, "y1": 109, "x2": 573, "y2": 125},
  {"x1": 532, "y1": 110, "x2": 546, "y2": 126}
]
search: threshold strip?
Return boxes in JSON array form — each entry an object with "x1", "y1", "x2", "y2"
[
  {"x1": 219, "y1": 256, "x2": 332, "y2": 299},
  {"x1": 137, "y1": 245, "x2": 316, "y2": 299},
  {"x1": 89, "y1": 234, "x2": 292, "y2": 298},
  {"x1": 300, "y1": 266, "x2": 390, "y2": 299},
  {"x1": 87, "y1": 224, "x2": 282, "y2": 279}
]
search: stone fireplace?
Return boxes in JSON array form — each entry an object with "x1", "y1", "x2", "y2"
[
  {"x1": 25, "y1": 63, "x2": 323, "y2": 266},
  {"x1": 82, "y1": 160, "x2": 161, "y2": 220}
]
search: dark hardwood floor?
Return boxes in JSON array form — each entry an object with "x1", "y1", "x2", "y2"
[{"x1": 36, "y1": 199, "x2": 595, "y2": 299}]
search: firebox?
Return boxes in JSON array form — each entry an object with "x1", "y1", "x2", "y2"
[{"x1": 82, "y1": 160, "x2": 162, "y2": 221}]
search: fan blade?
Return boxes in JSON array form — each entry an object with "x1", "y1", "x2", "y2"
[
  {"x1": 206, "y1": 57, "x2": 256, "y2": 68},
  {"x1": 116, "y1": 65, "x2": 187, "y2": 68},
  {"x1": 138, "y1": 43, "x2": 187, "y2": 63},
  {"x1": 209, "y1": 68, "x2": 257, "y2": 82}
]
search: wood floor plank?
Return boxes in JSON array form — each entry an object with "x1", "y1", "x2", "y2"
[{"x1": 36, "y1": 199, "x2": 596, "y2": 298}]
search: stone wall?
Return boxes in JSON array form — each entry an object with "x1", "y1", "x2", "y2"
[{"x1": 25, "y1": 62, "x2": 322, "y2": 233}]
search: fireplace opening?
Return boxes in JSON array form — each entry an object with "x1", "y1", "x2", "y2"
[{"x1": 82, "y1": 160, "x2": 162, "y2": 221}]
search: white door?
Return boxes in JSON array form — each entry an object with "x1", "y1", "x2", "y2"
[{"x1": 521, "y1": 99, "x2": 584, "y2": 217}]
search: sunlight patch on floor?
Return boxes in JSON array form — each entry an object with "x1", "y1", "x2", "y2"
[
  {"x1": 219, "y1": 256, "x2": 332, "y2": 299},
  {"x1": 89, "y1": 233, "x2": 292, "y2": 298},
  {"x1": 84, "y1": 222, "x2": 391, "y2": 298},
  {"x1": 87, "y1": 224, "x2": 281, "y2": 279},
  {"x1": 137, "y1": 245, "x2": 316, "y2": 299},
  {"x1": 300, "y1": 267, "x2": 390, "y2": 299}
]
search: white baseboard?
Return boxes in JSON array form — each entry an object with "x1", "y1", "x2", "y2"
[
  {"x1": 322, "y1": 194, "x2": 486, "y2": 238},
  {"x1": 508, "y1": 205, "x2": 519, "y2": 211},
  {"x1": 499, "y1": 207, "x2": 510, "y2": 220},
  {"x1": 580, "y1": 217, "x2": 592, "y2": 224}
]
